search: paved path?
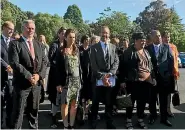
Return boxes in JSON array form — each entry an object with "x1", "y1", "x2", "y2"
[{"x1": 4, "y1": 69, "x2": 185, "y2": 129}]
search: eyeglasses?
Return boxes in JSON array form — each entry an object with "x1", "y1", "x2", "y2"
[
  {"x1": 24, "y1": 26, "x2": 35, "y2": 30},
  {"x1": 6, "y1": 26, "x2": 14, "y2": 31}
]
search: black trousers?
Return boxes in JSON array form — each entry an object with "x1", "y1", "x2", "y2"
[
  {"x1": 11, "y1": 85, "x2": 41, "y2": 129},
  {"x1": 4, "y1": 79, "x2": 14, "y2": 128},
  {"x1": 126, "y1": 81, "x2": 151, "y2": 119},
  {"x1": 91, "y1": 86, "x2": 113, "y2": 124},
  {"x1": 149, "y1": 79, "x2": 170, "y2": 121}
]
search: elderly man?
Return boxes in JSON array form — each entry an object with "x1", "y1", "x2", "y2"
[
  {"x1": 9, "y1": 20, "x2": 47, "y2": 129},
  {"x1": 1, "y1": 21, "x2": 14, "y2": 128},
  {"x1": 146, "y1": 30, "x2": 174, "y2": 127}
]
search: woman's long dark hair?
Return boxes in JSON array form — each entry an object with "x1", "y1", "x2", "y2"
[{"x1": 62, "y1": 29, "x2": 78, "y2": 56}]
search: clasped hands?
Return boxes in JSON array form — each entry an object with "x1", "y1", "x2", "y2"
[
  {"x1": 6, "y1": 65, "x2": 13, "y2": 73},
  {"x1": 102, "y1": 73, "x2": 112, "y2": 87},
  {"x1": 29, "y1": 74, "x2": 40, "y2": 86}
]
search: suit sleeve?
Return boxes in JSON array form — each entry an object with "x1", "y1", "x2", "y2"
[
  {"x1": 38, "y1": 44, "x2": 48, "y2": 80},
  {"x1": 168, "y1": 45, "x2": 174, "y2": 76},
  {"x1": 109, "y1": 47, "x2": 119, "y2": 75},
  {"x1": 1, "y1": 57, "x2": 8, "y2": 68},
  {"x1": 90, "y1": 47, "x2": 104, "y2": 80},
  {"x1": 48, "y1": 43, "x2": 57, "y2": 66},
  {"x1": 8, "y1": 41, "x2": 32, "y2": 80}
]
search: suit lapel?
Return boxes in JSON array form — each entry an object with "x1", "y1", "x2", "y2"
[
  {"x1": 1, "y1": 36, "x2": 8, "y2": 52},
  {"x1": 33, "y1": 40, "x2": 39, "y2": 61},
  {"x1": 20, "y1": 37, "x2": 33, "y2": 59},
  {"x1": 97, "y1": 42, "x2": 105, "y2": 58},
  {"x1": 108, "y1": 43, "x2": 112, "y2": 62}
]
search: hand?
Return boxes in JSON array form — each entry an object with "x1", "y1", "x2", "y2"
[
  {"x1": 57, "y1": 85, "x2": 63, "y2": 92},
  {"x1": 31, "y1": 74, "x2": 40, "y2": 86},
  {"x1": 6, "y1": 65, "x2": 13, "y2": 73},
  {"x1": 102, "y1": 76, "x2": 111, "y2": 87},
  {"x1": 28, "y1": 76, "x2": 35, "y2": 85},
  {"x1": 174, "y1": 72, "x2": 180, "y2": 80},
  {"x1": 120, "y1": 83, "x2": 126, "y2": 89}
]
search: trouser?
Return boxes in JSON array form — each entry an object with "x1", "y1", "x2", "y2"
[
  {"x1": 126, "y1": 81, "x2": 151, "y2": 119},
  {"x1": 167, "y1": 94, "x2": 172, "y2": 112},
  {"x1": 91, "y1": 87, "x2": 113, "y2": 124},
  {"x1": 149, "y1": 83, "x2": 169, "y2": 121},
  {"x1": 11, "y1": 85, "x2": 41, "y2": 129},
  {"x1": 4, "y1": 79, "x2": 14, "y2": 128}
]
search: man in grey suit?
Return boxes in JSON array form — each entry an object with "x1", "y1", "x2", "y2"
[{"x1": 90, "y1": 26, "x2": 119, "y2": 129}]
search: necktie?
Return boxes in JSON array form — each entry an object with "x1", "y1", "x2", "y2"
[
  {"x1": 27, "y1": 40, "x2": 35, "y2": 60},
  {"x1": 104, "y1": 43, "x2": 109, "y2": 67},
  {"x1": 154, "y1": 45, "x2": 159, "y2": 57},
  {"x1": 5, "y1": 38, "x2": 10, "y2": 49}
]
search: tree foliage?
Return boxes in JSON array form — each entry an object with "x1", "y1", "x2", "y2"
[
  {"x1": 64, "y1": 4, "x2": 83, "y2": 25},
  {"x1": 137, "y1": 0, "x2": 185, "y2": 51}
]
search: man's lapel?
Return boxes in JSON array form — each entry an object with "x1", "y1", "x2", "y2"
[
  {"x1": 20, "y1": 36, "x2": 32, "y2": 59},
  {"x1": 33, "y1": 40, "x2": 39, "y2": 61},
  {"x1": 1, "y1": 35, "x2": 8, "y2": 52},
  {"x1": 97, "y1": 42, "x2": 105, "y2": 58}
]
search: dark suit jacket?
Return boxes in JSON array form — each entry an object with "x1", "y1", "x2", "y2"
[
  {"x1": 146, "y1": 43, "x2": 174, "y2": 85},
  {"x1": 1, "y1": 35, "x2": 9, "y2": 90},
  {"x1": 90, "y1": 42, "x2": 119, "y2": 80},
  {"x1": 48, "y1": 40, "x2": 61, "y2": 67},
  {"x1": 8, "y1": 36, "x2": 47, "y2": 89}
]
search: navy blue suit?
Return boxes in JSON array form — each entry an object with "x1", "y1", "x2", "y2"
[{"x1": 146, "y1": 43, "x2": 174, "y2": 121}]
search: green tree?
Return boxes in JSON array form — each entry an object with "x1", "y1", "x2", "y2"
[
  {"x1": 34, "y1": 13, "x2": 73, "y2": 43},
  {"x1": 91, "y1": 8, "x2": 137, "y2": 40},
  {"x1": 138, "y1": 0, "x2": 185, "y2": 51},
  {"x1": 64, "y1": 4, "x2": 83, "y2": 25}
]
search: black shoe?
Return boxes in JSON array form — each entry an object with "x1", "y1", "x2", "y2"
[
  {"x1": 106, "y1": 123, "x2": 116, "y2": 129},
  {"x1": 89, "y1": 121, "x2": 97, "y2": 129},
  {"x1": 167, "y1": 112, "x2": 174, "y2": 118},
  {"x1": 160, "y1": 120, "x2": 172, "y2": 127},
  {"x1": 148, "y1": 116, "x2": 156, "y2": 125},
  {"x1": 68, "y1": 125, "x2": 74, "y2": 129}
]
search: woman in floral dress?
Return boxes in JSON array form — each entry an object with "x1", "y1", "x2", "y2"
[{"x1": 56, "y1": 29, "x2": 82, "y2": 129}]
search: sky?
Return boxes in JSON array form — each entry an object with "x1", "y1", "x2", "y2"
[{"x1": 10, "y1": 0, "x2": 185, "y2": 24}]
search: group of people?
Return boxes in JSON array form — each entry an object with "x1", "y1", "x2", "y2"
[{"x1": 1, "y1": 19, "x2": 180, "y2": 129}]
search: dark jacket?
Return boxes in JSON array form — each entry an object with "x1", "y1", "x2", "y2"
[
  {"x1": 1, "y1": 35, "x2": 9, "y2": 90},
  {"x1": 8, "y1": 37, "x2": 47, "y2": 89},
  {"x1": 119, "y1": 45, "x2": 155, "y2": 83},
  {"x1": 146, "y1": 43, "x2": 174, "y2": 88}
]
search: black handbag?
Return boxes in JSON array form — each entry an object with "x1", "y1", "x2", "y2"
[
  {"x1": 116, "y1": 88, "x2": 133, "y2": 109},
  {"x1": 172, "y1": 80, "x2": 180, "y2": 106}
]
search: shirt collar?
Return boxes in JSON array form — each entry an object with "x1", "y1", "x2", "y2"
[
  {"x1": 153, "y1": 43, "x2": 161, "y2": 47},
  {"x1": 2, "y1": 34, "x2": 10, "y2": 42},
  {"x1": 22, "y1": 36, "x2": 33, "y2": 43}
]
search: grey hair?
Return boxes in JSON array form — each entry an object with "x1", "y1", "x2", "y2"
[
  {"x1": 91, "y1": 35, "x2": 100, "y2": 41},
  {"x1": 21, "y1": 20, "x2": 35, "y2": 31}
]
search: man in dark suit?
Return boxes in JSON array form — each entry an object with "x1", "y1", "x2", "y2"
[
  {"x1": 90, "y1": 26, "x2": 119, "y2": 129},
  {"x1": 146, "y1": 30, "x2": 174, "y2": 127},
  {"x1": 1, "y1": 21, "x2": 14, "y2": 128},
  {"x1": 8, "y1": 20, "x2": 47, "y2": 129}
]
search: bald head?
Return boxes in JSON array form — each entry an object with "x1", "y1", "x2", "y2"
[
  {"x1": 2, "y1": 21, "x2": 14, "y2": 38},
  {"x1": 151, "y1": 30, "x2": 162, "y2": 45}
]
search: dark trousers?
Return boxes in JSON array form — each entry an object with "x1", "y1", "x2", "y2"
[
  {"x1": 4, "y1": 79, "x2": 14, "y2": 128},
  {"x1": 149, "y1": 82, "x2": 169, "y2": 121},
  {"x1": 91, "y1": 86, "x2": 113, "y2": 124},
  {"x1": 126, "y1": 81, "x2": 151, "y2": 119},
  {"x1": 11, "y1": 85, "x2": 41, "y2": 129}
]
